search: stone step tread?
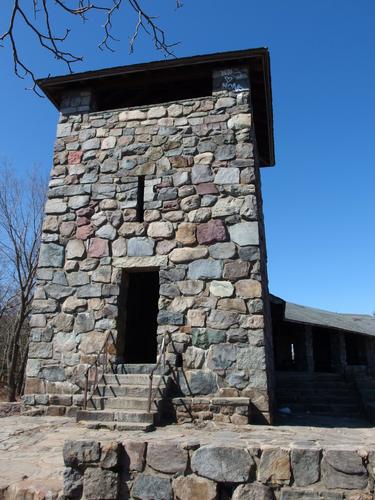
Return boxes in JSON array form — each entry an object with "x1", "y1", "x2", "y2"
[
  {"x1": 92, "y1": 396, "x2": 162, "y2": 403},
  {"x1": 79, "y1": 420, "x2": 154, "y2": 432},
  {"x1": 95, "y1": 384, "x2": 166, "y2": 398},
  {"x1": 113, "y1": 364, "x2": 164, "y2": 375},
  {"x1": 101, "y1": 374, "x2": 164, "y2": 385}
]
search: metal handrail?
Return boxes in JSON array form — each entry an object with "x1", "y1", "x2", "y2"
[
  {"x1": 147, "y1": 333, "x2": 168, "y2": 413},
  {"x1": 83, "y1": 330, "x2": 114, "y2": 410}
]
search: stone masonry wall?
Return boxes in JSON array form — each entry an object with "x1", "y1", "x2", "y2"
[
  {"x1": 63, "y1": 438, "x2": 374, "y2": 499},
  {"x1": 25, "y1": 69, "x2": 274, "y2": 422}
]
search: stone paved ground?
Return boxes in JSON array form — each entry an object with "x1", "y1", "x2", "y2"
[{"x1": 1, "y1": 416, "x2": 375, "y2": 498}]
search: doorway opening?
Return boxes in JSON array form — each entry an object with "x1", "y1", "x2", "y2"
[
  {"x1": 117, "y1": 270, "x2": 159, "y2": 364},
  {"x1": 313, "y1": 328, "x2": 332, "y2": 372}
]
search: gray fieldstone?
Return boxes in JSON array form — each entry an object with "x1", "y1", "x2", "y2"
[
  {"x1": 45, "y1": 199, "x2": 67, "y2": 214},
  {"x1": 147, "y1": 442, "x2": 188, "y2": 474},
  {"x1": 74, "y1": 311, "x2": 95, "y2": 333},
  {"x1": 127, "y1": 237, "x2": 155, "y2": 256},
  {"x1": 191, "y1": 445, "x2": 255, "y2": 482},
  {"x1": 209, "y1": 280, "x2": 234, "y2": 297},
  {"x1": 209, "y1": 241, "x2": 236, "y2": 259},
  {"x1": 123, "y1": 440, "x2": 146, "y2": 472},
  {"x1": 229, "y1": 221, "x2": 259, "y2": 246},
  {"x1": 214, "y1": 167, "x2": 240, "y2": 184},
  {"x1": 207, "y1": 309, "x2": 239, "y2": 329},
  {"x1": 68, "y1": 195, "x2": 90, "y2": 210},
  {"x1": 100, "y1": 441, "x2": 120, "y2": 469},
  {"x1": 29, "y1": 341, "x2": 53, "y2": 359},
  {"x1": 173, "y1": 474, "x2": 217, "y2": 500},
  {"x1": 207, "y1": 343, "x2": 237, "y2": 369},
  {"x1": 170, "y1": 247, "x2": 208, "y2": 263},
  {"x1": 232, "y1": 483, "x2": 274, "y2": 500},
  {"x1": 96, "y1": 223, "x2": 117, "y2": 240},
  {"x1": 321, "y1": 449, "x2": 368, "y2": 490},
  {"x1": 238, "y1": 245, "x2": 260, "y2": 261},
  {"x1": 63, "y1": 440, "x2": 101, "y2": 467},
  {"x1": 187, "y1": 259, "x2": 222, "y2": 279},
  {"x1": 66, "y1": 240, "x2": 85, "y2": 259},
  {"x1": 111, "y1": 238, "x2": 127, "y2": 259},
  {"x1": 216, "y1": 144, "x2": 236, "y2": 160},
  {"x1": 45, "y1": 283, "x2": 75, "y2": 300},
  {"x1": 148, "y1": 221, "x2": 174, "y2": 239},
  {"x1": 191, "y1": 165, "x2": 213, "y2": 184},
  {"x1": 258, "y1": 448, "x2": 291, "y2": 485},
  {"x1": 192, "y1": 328, "x2": 226, "y2": 349},
  {"x1": 178, "y1": 369, "x2": 217, "y2": 395},
  {"x1": 158, "y1": 310, "x2": 184, "y2": 325},
  {"x1": 228, "y1": 113, "x2": 252, "y2": 130},
  {"x1": 291, "y1": 448, "x2": 320, "y2": 487},
  {"x1": 83, "y1": 468, "x2": 118, "y2": 500},
  {"x1": 39, "y1": 243, "x2": 64, "y2": 267},
  {"x1": 212, "y1": 196, "x2": 243, "y2": 217},
  {"x1": 63, "y1": 467, "x2": 83, "y2": 498},
  {"x1": 40, "y1": 365, "x2": 66, "y2": 381},
  {"x1": 279, "y1": 491, "x2": 342, "y2": 500},
  {"x1": 132, "y1": 474, "x2": 172, "y2": 500},
  {"x1": 177, "y1": 280, "x2": 204, "y2": 296}
]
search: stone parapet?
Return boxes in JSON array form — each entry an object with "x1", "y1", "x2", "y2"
[
  {"x1": 172, "y1": 396, "x2": 250, "y2": 424},
  {"x1": 62, "y1": 438, "x2": 374, "y2": 499}
]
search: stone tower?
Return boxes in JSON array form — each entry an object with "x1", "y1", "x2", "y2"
[{"x1": 25, "y1": 48, "x2": 275, "y2": 424}]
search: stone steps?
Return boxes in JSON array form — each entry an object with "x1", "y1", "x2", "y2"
[
  {"x1": 76, "y1": 365, "x2": 169, "y2": 430},
  {"x1": 77, "y1": 409, "x2": 156, "y2": 423},
  {"x1": 89, "y1": 396, "x2": 160, "y2": 411},
  {"x1": 276, "y1": 372, "x2": 363, "y2": 418},
  {"x1": 95, "y1": 384, "x2": 166, "y2": 398},
  {"x1": 101, "y1": 373, "x2": 163, "y2": 385},
  {"x1": 114, "y1": 364, "x2": 163, "y2": 374}
]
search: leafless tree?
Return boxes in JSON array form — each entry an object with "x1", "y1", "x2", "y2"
[
  {"x1": 1, "y1": 1, "x2": 182, "y2": 95},
  {"x1": 0, "y1": 162, "x2": 46, "y2": 401}
]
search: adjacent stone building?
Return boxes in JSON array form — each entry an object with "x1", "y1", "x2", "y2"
[{"x1": 24, "y1": 48, "x2": 276, "y2": 424}]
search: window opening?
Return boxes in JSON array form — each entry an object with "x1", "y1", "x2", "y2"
[{"x1": 136, "y1": 176, "x2": 145, "y2": 222}]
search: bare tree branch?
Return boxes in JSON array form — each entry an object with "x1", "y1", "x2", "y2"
[{"x1": 1, "y1": 1, "x2": 181, "y2": 95}]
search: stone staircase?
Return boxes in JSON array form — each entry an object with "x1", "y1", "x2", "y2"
[
  {"x1": 276, "y1": 372, "x2": 363, "y2": 418},
  {"x1": 353, "y1": 374, "x2": 375, "y2": 423},
  {"x1": 76, "y1": 364, "x2": 170, "y2": 431}
]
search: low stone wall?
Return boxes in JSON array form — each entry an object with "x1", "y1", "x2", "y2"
[
  {"x1": 172, "y1": 396, "x2": 250, "y2": 424},
  {"x1": 63, "y1": 438, "x2": 374, "y2": 499}
]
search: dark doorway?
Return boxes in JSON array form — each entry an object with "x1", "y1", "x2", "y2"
[
  {"x1": 119, "y1": 270, "x2": 159, "y2": 364},
  {"x1": 346, "y1": 334, "x2": 367, "y2": 366},
  {"x1": 313, "y1": 328, "x2": 332, "y2": 372}
]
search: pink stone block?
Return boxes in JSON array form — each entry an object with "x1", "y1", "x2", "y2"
[
  {"x1": 197, "y1": 219, "x2": 227, "y2": 245},
  {"x1": 196, "y1": 183, "x2": 219, "y2": 195},
  {"x1": 88, "y1": 238, "x2": 109, "y2": 258},
  {"x1": 76, "y1": 224, "x2": 95, "y2": 240},
  {"x1": 68, "y1": 151, "x2": 82, "y2": 165}
]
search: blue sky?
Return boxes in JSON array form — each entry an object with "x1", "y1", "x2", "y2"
[{"x1": 0, "y1": 0, "x2": 374, "y2": 314}]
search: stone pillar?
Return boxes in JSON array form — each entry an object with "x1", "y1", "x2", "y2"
[{"x1": 305, "y1": 325, "x2": 314, "y2": 373}]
